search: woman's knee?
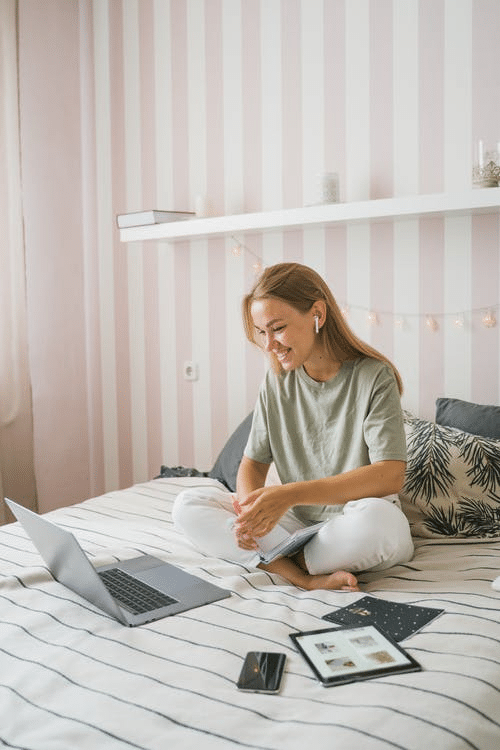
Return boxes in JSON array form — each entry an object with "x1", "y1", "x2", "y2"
[
  {"x1": 172, "y1": 488, "x2": 207, "y2": 530},
  {"x1": 172, "y1": 486, "x2": 233, "y2": 533},
  {"x1": 306, "y1": 498, "x2": 413, "y2": 574},
  {"x1": 347, "y1": 497, "x2": 413, "y2": 567}
]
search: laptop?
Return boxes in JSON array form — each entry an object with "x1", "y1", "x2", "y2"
[{"x1": 5, "y1": 498, "x2": 231, "y2": 626}]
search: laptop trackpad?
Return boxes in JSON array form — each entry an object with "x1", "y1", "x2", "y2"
[{"x1": 132, "y1": 562, "x2": 195, "y2": 596}]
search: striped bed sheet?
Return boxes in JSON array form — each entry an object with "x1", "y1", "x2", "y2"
[{"x1": 1, "y1": 477, "x2": 499, "y2": 750}]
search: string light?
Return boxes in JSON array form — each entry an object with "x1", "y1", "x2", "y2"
[
  {"x1": 228, "y1": 236, "x2": 499, "y2": 330},
  {"x1": 334, "y1": 306, "x2": 499, "y2": 332},
  {"x1": 230, "y1": 235, "x2": 262, "y2": 273},
  {"x1": 482, "y1": 309, "x2": 497, "y2": 328}
]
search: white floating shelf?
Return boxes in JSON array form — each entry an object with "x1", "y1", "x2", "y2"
[{"x1": 119, "y1": 188, "x2": 500, "y2": 244}]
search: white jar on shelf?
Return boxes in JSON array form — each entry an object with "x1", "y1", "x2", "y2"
[{"x1": 317, "y1": 172, "x2": 340, "y2": 203}]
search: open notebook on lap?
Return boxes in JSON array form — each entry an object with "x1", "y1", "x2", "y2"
[{"x1": 5, "y1": 498, "x2": 231, "y2": 626}]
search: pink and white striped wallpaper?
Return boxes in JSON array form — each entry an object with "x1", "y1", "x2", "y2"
[{"x1": 19, "y1": 0, "x2": 500, "y2": 511}]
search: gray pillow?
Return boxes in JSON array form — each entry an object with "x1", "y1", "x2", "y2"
[
  {"x1": 436, "y1": 397, "x2": 500, "y2": 440},
  {"x1": 208, "y1": 413, "x2": 254, "y2": 491}
]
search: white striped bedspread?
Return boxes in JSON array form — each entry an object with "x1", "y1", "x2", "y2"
[{"x1": 1, "y1": 477, "x2": 499, "y2": 750}]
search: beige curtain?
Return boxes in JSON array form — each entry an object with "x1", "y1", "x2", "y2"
[{"x1": 0, "y1": 0, "x2": 36, "y2": 523}]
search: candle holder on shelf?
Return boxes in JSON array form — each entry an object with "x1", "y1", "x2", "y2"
[
  {"x1": 472, "y1": 140, "x2": 500, "y2": 187},
  {"x1": 472, "y1": 158, "x2": 500, "y2": 187}
]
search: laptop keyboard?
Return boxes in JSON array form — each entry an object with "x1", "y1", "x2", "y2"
[{"x1": 99, "y1": 567, "x2": 177, "y2": 615}]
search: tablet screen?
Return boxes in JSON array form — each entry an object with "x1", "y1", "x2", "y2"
[{"x1": 290, "y1": 625, "x2": 421, "y2": 686}]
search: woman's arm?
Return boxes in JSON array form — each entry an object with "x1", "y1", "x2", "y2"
[
  {"x1": 302, "y1": 459, "x2": 407, "y2": 505},
  {"x1": 236, "y1": 455, "x2": 270, "y2": 499},
  {"x1": 235, "y1": 456, "x2": 270, "y2": 549},
  {"x1": 235, "y1": 459, "x2": 406, "y2": 541}
]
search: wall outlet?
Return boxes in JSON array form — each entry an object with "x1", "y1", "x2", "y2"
[{"x1": 183, "y1": 361, "x2": 199, "y2": 381}]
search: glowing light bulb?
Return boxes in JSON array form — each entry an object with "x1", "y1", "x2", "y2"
[
  {"x1": 482, "y1": 310, "x2": 497, "y2": 328},
  {"x1": 426, "y1": 316, "x2": 438, "y2": 332}
]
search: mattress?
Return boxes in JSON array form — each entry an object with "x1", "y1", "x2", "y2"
[{"x1": 1, "y1": 477, "x2": 499, "y2": 749}]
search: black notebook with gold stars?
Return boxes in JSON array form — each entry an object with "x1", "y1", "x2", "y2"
[{"x1": 322, "y1": 595, "x2": 444, "y2": 642}]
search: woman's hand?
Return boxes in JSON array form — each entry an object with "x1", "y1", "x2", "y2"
[{"x1": 234, "y1": 485, "x2": 292, "y2": 548}]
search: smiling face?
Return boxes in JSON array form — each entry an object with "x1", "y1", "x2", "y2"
[{"x1": 250, "y1": 297, "x2": 331, "y2": 378}]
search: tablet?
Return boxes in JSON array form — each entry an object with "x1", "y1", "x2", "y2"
[{"x1": 290, "y1": 625, "x2": 421, "y2": 687}]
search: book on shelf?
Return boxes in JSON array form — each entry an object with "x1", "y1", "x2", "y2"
[{"x1": 116, "y1": 210, "x2": 195, "y2": 228}]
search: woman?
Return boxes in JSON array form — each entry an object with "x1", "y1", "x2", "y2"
[{"x1": 173, "y1": 262, "x2": 413, "y2": 591}]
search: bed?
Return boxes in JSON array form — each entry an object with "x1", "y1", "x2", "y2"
[{"x1": 1, "y1": 399, "x2": 499, "y2": 750}]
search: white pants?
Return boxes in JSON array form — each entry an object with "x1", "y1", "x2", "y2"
[{"x1": 172, "y1": 486, "x2": 414, "y2": 575}]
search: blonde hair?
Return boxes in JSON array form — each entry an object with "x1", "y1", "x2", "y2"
[{"x1": 242, "y1": 262, "x2": 403, "y2": 394}]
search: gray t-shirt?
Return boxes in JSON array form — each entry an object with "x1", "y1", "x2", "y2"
[{"x1": 244, "y1": 358, "x2": 407, "y2": 523}]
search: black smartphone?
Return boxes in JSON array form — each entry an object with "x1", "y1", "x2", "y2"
[{"x1": 236, "y1": 651, "x2": 286, "y2": 693}]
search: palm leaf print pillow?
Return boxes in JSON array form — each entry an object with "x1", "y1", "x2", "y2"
[{"x1": 399, "y1": 412, "x2": 500, "y2": 538}]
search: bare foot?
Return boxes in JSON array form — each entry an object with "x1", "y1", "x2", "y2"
[
  {"x1": 303, "y1": 570, "x2": 359, "y2": 592},
  {"x1": 259, "y1": 556, "x2": 359, "y2": 591}
]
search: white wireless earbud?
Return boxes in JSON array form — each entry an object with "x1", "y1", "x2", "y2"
[{"x1": 314, "y1": 315, "x2": 320, "y2": 334}]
